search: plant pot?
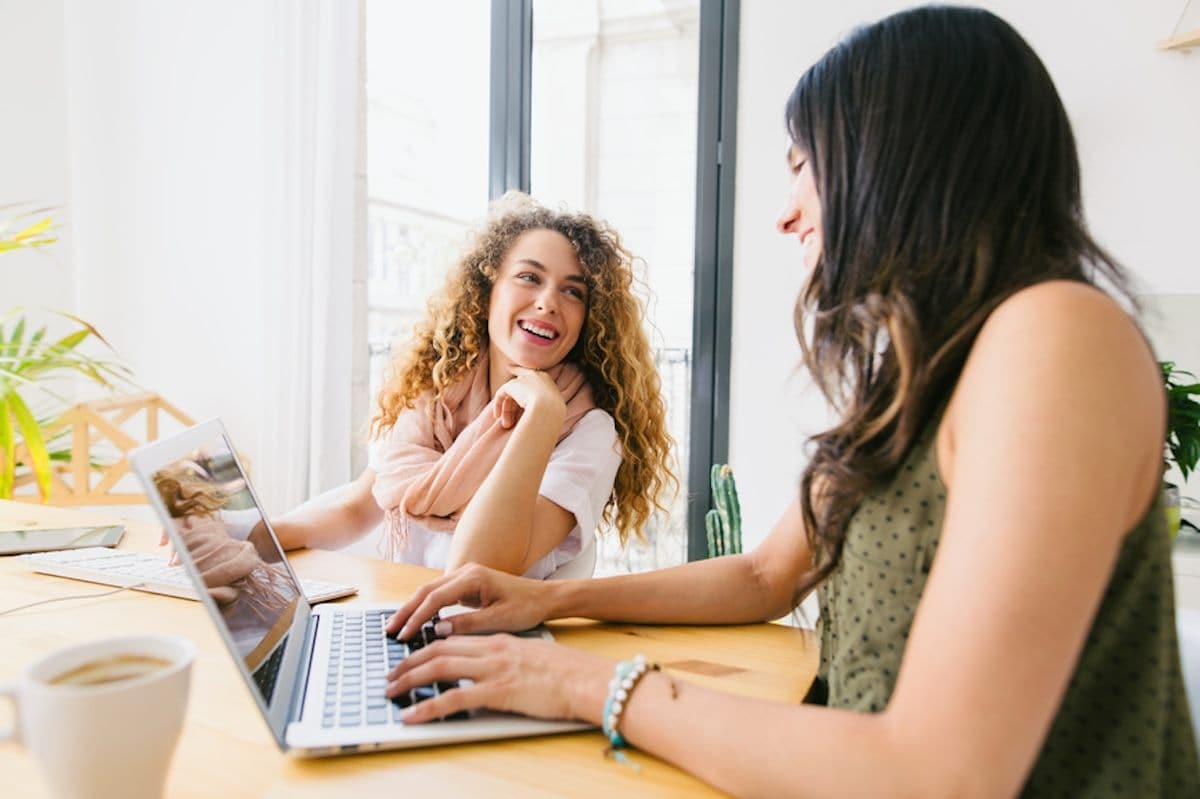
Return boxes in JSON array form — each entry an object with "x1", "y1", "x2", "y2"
[{"x1": 1165, "y1": 482, "x2": 1182, "y2": 540}]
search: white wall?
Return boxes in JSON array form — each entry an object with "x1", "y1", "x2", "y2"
[
  {"x1": 0, "y1": 0, "x2": 73, "y2": 311},
  {"x1": 61, "y1": 0, "x2": 281, "y2": 499},
  {"x1": 730, "y1": 0, "x2": 1200, "y2": 551}
]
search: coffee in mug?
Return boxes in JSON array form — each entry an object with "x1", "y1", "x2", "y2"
[
  {"x1": 48, "y1": 653, "x2": 173, "y2": 687},
  {"x1": 0, "y1": 634, "x2": 195, "y2": 799}
]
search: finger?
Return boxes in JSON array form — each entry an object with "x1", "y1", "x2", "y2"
[
  {"x1": 431, "y1": 605, "x2": 510, "y2": 637},
  {"x1": 400, "y1": 682, "x2": 491, "y2": 725},
  {"x1": 393, "y1": 576, "x2": 480, "y2": 640},
  {"x1": 388, "y1": 636, "x2": 501, "y2": 681},
  {"x1": 385, "y1": 578, "x2": 446, "y2": 637},
  {"x1": 387, "y1": 651, "x2": 487, "y2": 694}
]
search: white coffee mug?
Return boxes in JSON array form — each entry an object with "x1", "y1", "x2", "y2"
[{"x1": 0, "y1": 634, "x2": 196, "y2": 799}]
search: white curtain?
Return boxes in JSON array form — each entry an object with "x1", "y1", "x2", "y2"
[
  {"x1": 65, "y1": 0, "x2": 360, "y2": 513},
  {"x1": 259, "y1": 0, "x2": 360, "y2": 511}
]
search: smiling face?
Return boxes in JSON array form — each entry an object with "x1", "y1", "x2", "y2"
[
  {"x1": 776, "y1": 144, "x2": 823, "y2": 275},
  {"x1": 486, "y1": 228, "x2": 589, "y2": 392}
]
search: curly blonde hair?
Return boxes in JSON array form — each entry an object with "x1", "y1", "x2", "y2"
[
  {"x1": 372, "y1": 192, "x2": 676, "y2": 545},
  {"x1": 153, "y1": 462, "x2": 229, "y2": 519}
]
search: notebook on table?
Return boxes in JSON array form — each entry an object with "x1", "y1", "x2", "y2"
[{"x1": 129, "y1": 417, "x2": 589, "y2": 756}]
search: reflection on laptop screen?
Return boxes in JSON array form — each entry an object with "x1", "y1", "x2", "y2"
[{"x1": 149, "y1": 432, "x2": 301, "y2": 707}]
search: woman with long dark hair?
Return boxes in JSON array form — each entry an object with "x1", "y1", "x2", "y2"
[{"x1": 380, "y1": 7, "x2": 1198, "y2": 795}]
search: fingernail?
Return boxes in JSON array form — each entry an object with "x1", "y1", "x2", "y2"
[
  {"x1": 401, "y1": 708, "x2": 417, "y2": 722},
  {"x1": 434, "y1": 621, "x2": 452, "y2": 637}
]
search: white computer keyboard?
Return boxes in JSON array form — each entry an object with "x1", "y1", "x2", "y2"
[{"x1": 24, "y1": 547, "x2": 358, "y2": 604}]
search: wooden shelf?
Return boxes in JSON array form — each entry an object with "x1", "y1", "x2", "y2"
[{"x1": 1160, "y1": 27, "x2": 1200, "y2": 50}]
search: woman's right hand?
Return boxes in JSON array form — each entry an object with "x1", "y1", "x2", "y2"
[
  {"x1": 492, "y1": 367, "x2": 566, "y2": 429},
  {"x1": 385, "y1": 563, "x2": 553, "y2": 640}
]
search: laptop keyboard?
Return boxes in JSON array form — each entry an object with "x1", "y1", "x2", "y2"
[
  {"x1": 321, "y1": 609, "x2": 466, "y2": 728},
  {"x1": 253, "y1": 642, "x2": 287, "y2": 703}
]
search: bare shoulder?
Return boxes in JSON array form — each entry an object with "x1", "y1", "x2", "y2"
[
  {"x1": 957, "y1": 280, "x2": 1159, "y2": 410},
  {"x1": 984, "y1": 278, "x2": 1137, "y2": 333},
  {"x1": 940, "y1": 280, "x2": 1164, "y2": 527}
]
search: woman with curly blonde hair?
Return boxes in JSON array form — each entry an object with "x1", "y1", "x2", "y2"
[{"x1": 273, "y1": 192, "x2": 675, "y2": 579}]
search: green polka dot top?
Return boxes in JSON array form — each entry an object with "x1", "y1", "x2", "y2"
[{"x1": 815, "y1": 421, "x2": 1200, "y2": 796}]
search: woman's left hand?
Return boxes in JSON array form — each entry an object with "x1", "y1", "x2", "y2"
[
  {"x1": 385, "y1": 634, "x2": 611, "y2": 723},
  {"x1": 493, "y1": 367, "x2": 566, "y2": 429}
]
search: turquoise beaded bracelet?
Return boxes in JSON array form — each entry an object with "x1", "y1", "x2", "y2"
[{"x1": 602, "y1": 655, "x2": 657, "y2": 753}]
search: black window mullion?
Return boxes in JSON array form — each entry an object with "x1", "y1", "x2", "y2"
[{"x1": 688, "y1": 0, "x2": 739, "y2": 561}]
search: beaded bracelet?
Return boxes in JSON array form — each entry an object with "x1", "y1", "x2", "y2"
[
  {"x1": 601, "y1": 653, "x2": 682, "y2": 768},
  {"x1": 602, "y1": 655, "x2": 653, "y2": 752}
]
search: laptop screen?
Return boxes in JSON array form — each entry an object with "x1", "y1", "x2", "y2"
[{"x1": 147, "y1": 431, "x2": 302, "y2": 710}]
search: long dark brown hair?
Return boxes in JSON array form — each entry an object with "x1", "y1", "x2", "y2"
[{"x1": 789, "y1": 6, "x2": 1134, "y2": 597}]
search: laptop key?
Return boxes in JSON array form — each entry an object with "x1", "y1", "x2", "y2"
[{"x1": 366, "y1": 709, "x2": 388, "y2": 725}]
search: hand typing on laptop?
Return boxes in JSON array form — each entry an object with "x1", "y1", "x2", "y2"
[
  {"x1": 384, "y1": 564, "x2": 614, "y2": 725},
  {"x1": 385, "y1": 564, "x2": 552, "y2": 641},
  {"x1": 387, "y1": 619, "x2": 611, "y2": 725}
]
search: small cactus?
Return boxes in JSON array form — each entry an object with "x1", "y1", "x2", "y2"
[{"x1": 704, "y1": 463, "x2": 742, "y2": 557}]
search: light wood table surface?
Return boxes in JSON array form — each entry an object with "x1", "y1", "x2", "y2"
[{"x1": 0, "y1": 500, "x2": 818, "y2": 798}]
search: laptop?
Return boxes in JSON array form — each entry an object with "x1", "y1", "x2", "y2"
[{"x1": 129, "y1": 417, "x2": 589, "y2": 756}]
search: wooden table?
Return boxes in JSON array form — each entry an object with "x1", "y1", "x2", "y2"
[{"x1": 0, "y1": 501, "x2": 818, "y2": 798}]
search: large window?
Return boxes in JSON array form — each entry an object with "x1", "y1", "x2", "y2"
[{"x1": 364, "y1": 0, "x2": 736, "y2": 572}]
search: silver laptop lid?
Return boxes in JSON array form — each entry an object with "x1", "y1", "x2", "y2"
[{"x1": 131, "y1": 418, "x2": 313, "y2": 747}]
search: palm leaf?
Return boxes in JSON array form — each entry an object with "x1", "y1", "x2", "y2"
[
  {"x1": 0, "y1": 399, "x2": 13, "y2": 498},
  {"x1": 0, "y1": 212, "x2": 56, "y2": 251},
  {"x1": 24, "y1": 324, "x2": 47, "y2": 355},
  {"x1": 6, "y1": 391, "x2": 51, "y2": 500},
  {"x1": 13, "y1": 217, "x2": 53, "y2": 242}
]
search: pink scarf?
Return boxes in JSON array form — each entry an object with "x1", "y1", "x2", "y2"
[{"x1": 371, "y1": 350, "x2": 596, "y2": 559}]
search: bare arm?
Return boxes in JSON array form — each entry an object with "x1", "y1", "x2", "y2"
[
  {"x1": 270, "y1": 467, "x2": 383, "y2": 551},
  {"x1": 546, "y1": 496, "x2": 812, "y2": 624},
  {"x1": 444, "y1": 385, "x2": 573, "y2": 574},
  {"x1": 389, "y1": 496, "x2": 812, "y2": 639}
]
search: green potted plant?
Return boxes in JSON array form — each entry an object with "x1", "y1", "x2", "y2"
[
  {"x1": 1162, "y1": 360, "x2": 1200, "y2": 537},
  {"x1": 0, "y1": 206, "x2": 130, "y2": 501}
]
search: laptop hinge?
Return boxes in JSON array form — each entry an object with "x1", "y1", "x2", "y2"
[{"x1": 290, "y1": 613, "x2": 320, "y2": 724}]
